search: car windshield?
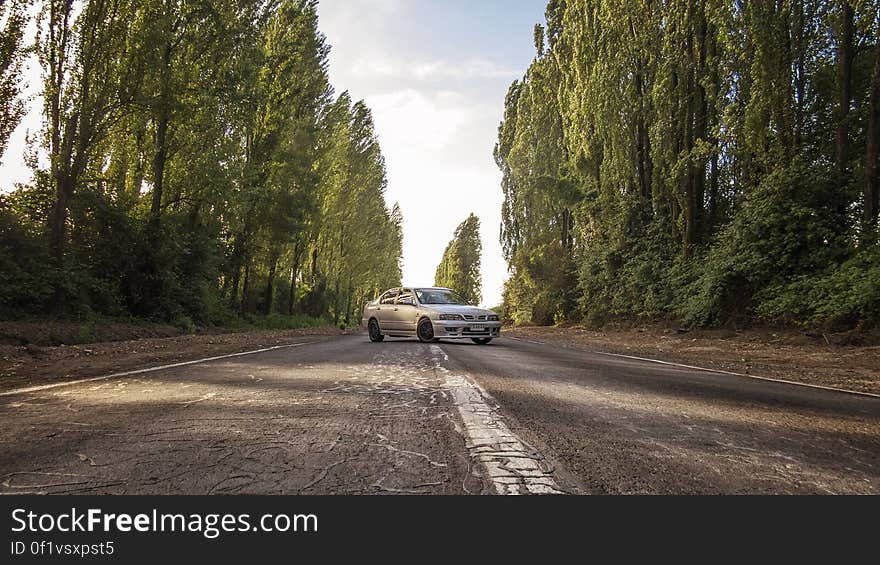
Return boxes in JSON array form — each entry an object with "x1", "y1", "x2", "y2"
[{"x1": 415, "y1": 288, "x2": 469, "y2": 305}]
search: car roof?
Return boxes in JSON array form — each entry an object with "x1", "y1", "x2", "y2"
[{"x1": 380, "y1": 286, "x2": 451, "y2": 296}]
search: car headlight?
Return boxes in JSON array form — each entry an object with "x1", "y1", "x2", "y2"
[
  {"x1": 488, "y1": 315, "x2": 499, "y2": 321},
  {"x1": 438, "y1": 314, "x2": 464, "y2": 320}
]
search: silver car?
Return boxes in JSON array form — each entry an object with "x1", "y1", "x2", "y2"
[{"x1": 362, "y1": 287, "x2": 501, "y2": 344}]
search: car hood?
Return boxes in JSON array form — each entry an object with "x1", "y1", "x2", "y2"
[{"x1": 421, "y1": 304, "x2": 496, "y2": 316}]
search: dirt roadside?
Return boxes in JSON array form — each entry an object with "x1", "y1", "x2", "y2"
[
  {"x1": 504, "y1": 325, "x2": 880, "y2": 396},
  {"x1": 0, "y1": 326, "x2": 349, "y2": 394}
]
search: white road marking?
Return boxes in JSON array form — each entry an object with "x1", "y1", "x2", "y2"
[
  {"x1": 430, "y1": 345, "x2": 564, "y2": 495},
  {"x1": 505, "y1": 336, "x2": 880, "y2": 399},
  {"x1": 0, "y1": 342, "x2": 315, "y2": 397}
]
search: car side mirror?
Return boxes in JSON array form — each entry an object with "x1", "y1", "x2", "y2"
[{"x1": 399, "y1": 297, "x2": 414, "y2": 306}]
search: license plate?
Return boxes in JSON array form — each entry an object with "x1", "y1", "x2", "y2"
[{"x1": 471, "y1": 324, "x2": 486, "y2": 331}]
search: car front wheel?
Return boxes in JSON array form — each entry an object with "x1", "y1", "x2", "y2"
[
  {"x1": 417, "y1": 318, "x2": 435, "y2": 342},
  {"x1": 471, "y1": 338, "x2": 492, "y2": 345},
  {"x1": 368, "y1": 319, "x2": 384, "y2": 342}
]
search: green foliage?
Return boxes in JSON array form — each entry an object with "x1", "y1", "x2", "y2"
[
  {"x1": 679, "y1": 161, "x2": 843, "y2": 326},
  {"x1": 75, "y1": 319, "x2": 98, "y2": 343},
  {"x1": 435, "y1": 214, "x2": 482, "y2": 305},
  {"x1": 574, "y1": 214, "x2": 677, "y2": 323},
  {"x1": 0, "y1": 199, "x2": 54, "y2": 317},
  {"x1": 0, "y1": 1, "x2": 403, "y2": 327},
  {"x1": 496, "y1": 0, "x2": 880, "y2": 329},
  {"x1": 172, "y1": 314, "x2": 196, "y2": 334},
  {"x1": 495, "y1": 34, "x2": 579, "y2": 324},
  {"x1": 314, "y1": 94, "x2": 403, "y2": 325},
  {"x1": 756, "y1": 244, "x2": 880, "y2": 327}
]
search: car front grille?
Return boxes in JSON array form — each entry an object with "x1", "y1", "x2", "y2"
[{"x1": 462, "y1": 314, "x2": 487, "y2": 321}]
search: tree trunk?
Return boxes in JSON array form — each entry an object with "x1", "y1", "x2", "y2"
[
  {"x1": 240, "y1": 260, "x2": 251, "y2": 314},
  {"x1": 333, "y1": 277, "x2": 340, "y2": 325},
  {"x1": 49, "y1": 174, "x2": 73, "y2": 262},
  {"x1": 47, "y1": 3, "x2": 76, "y2": 265},
  {"x1": 708, "y1": 152, "x2": 719, "y2": 231},
  {"x1": 188, "y1": 201, "x2": 200, "y2": 230},
  {"x1": 288, "y1": 268, "x2": 298, "y2": 316},
  {"x1": 669, "y1": 64, "x2": 680, "y2": 241},
  {"x1": 344, "y1": 277, "x2": 353, "y2": 326},
  {"x1": 629, "y1": 13, "x2": 652, "y2": 205},
  {"x1": 229, "y1": 265, "x2": 241, "y2": 309},
  {"x1": 131, "y1": 128, "x2": 146, "y2": 203},
  {"x1": 774, "y1": 0, "x2": 795, "y2": 157},
  {"x1": 683, "y1": 16, "x2": 698, "y2": 257},
  {"x1": 150, "y1": 40, "x2": 172, "y2": 226},
  {"x1": 288, "y1": 242, "x2": 303, "y2": 315},
  {"x1": 836, "y1": 2, "x2": 854, "y2": 193},
  {"x1": 642, "y1": 119, "x2": 652, "y2": 205},
  {"x1": 264, "y1": 253, "x2": 279, "y2": 315},
  {"x1": 706, "y1": 14, "x2": 720, "y2": 235},
  {"x1": 793, "y1": 0, "x2": 806, "y2": 149},
  {"x1": 691, "y1": 9, "x2": 707, "y2": 249},
  {"x1": 636, "y1": 78, "x2": 652, "y2": 204},
  {"x1": 865, "y1": 22, "x2": 880, "y2": 231},
  {"x1": 310, "y1": 248, "x2": 318, "y2": 285},
  {"x1": 561, "y1": 208, "x2": 573, "y2": 250}
]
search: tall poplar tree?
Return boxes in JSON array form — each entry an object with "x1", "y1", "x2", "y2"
[
  {"x1": 496, "y1": 0, "x2": 880, "y2": 328},
  {"x1": 435, "y1": 213, "x2": 482, "y2": 306}
]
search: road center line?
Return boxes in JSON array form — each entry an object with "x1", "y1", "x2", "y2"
[
  {"x1": 0, "y1": 341, "x2": 315, "y2": 397},
  {"x1": 430, "y1": 345, "x2": 564, "y2": 495}
]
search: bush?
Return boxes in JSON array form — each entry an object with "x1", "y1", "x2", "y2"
[
  {"x1": 503, "y1": 242, "x2": 578, "y2": 326},
  {"x1": 172, "y1": 314, "x2": 197, "y2": 334},
  {"x1": 74, "y1": 318, "x2": 98, "y2": 343},
  {"x1": 679, "y1": 160, "x2": 845, "y2": 326},
  {"x1": 756, "y1": 244, "x2": 880, "y2": 327},
  {"x1": 0, "y1": 202, "x2": 54, "y2": 317}
]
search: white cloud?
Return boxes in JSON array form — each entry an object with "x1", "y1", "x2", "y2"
[
  {"x1": 316, "y1": 1, "x2": 530, "y2": 307},
  {"x1": 359, "y1": 87, "x2": 508, "y2": 307},
  {"x1": 368, "y1": 89, "x2": 470, "y2": 151},
  {"x1": 0, "y1": 4, "x2": 44, "y2": 192},
  {"x1": 352, "y1": 57, "x2": 519, "y2": 81}
]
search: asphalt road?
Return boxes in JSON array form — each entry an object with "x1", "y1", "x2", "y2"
[{"x1": 1, "y1": 334, "x2": 877, "y2": 494}]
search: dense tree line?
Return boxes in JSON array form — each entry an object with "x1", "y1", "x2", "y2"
[
  {"x1": 434, "y1": 213, "x2": 482, "y2": 305},
  {"x1": 0, "y1": 0, "x2": 402, "y2": 326},
  {"x1": 497, "y1": 0, "x2": 880, "y2": 328}
]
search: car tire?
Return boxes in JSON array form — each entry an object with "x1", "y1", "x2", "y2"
[
  {"x1": 368, "y1": 318, "x2": 384, "y2": 342},
  {"x1": 417, "y1": 318, "x2": 435, "y2": 342},
  {"x1": 471, "y1": 338, "x2": 492, "y2": 345}
]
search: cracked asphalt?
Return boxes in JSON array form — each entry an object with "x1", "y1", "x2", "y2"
[{"x1": 1, "y1": 335, "x2": 877, "y2": 494}]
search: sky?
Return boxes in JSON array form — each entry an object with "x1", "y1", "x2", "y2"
[
  {"x1": 0, "y1": 0, "x2": 548, "y2": 308},
  {"x1": 317, "y1": 0, "x2": 546, "y2": 306},
  {"x1": 0, "y1": 4, "x2": 43, "y2": 186}
]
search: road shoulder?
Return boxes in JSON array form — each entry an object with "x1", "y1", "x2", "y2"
[
  {"x1": 0, "y1": 328, "x2": 348, "y2": 394},
  {"x1": 504, "y1": 325, "x2": 879, "y2": 396}
]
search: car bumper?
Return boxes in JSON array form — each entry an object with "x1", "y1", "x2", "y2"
[{"x1": 433, "y1": 320, "x2": 501, "y2": 338}]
